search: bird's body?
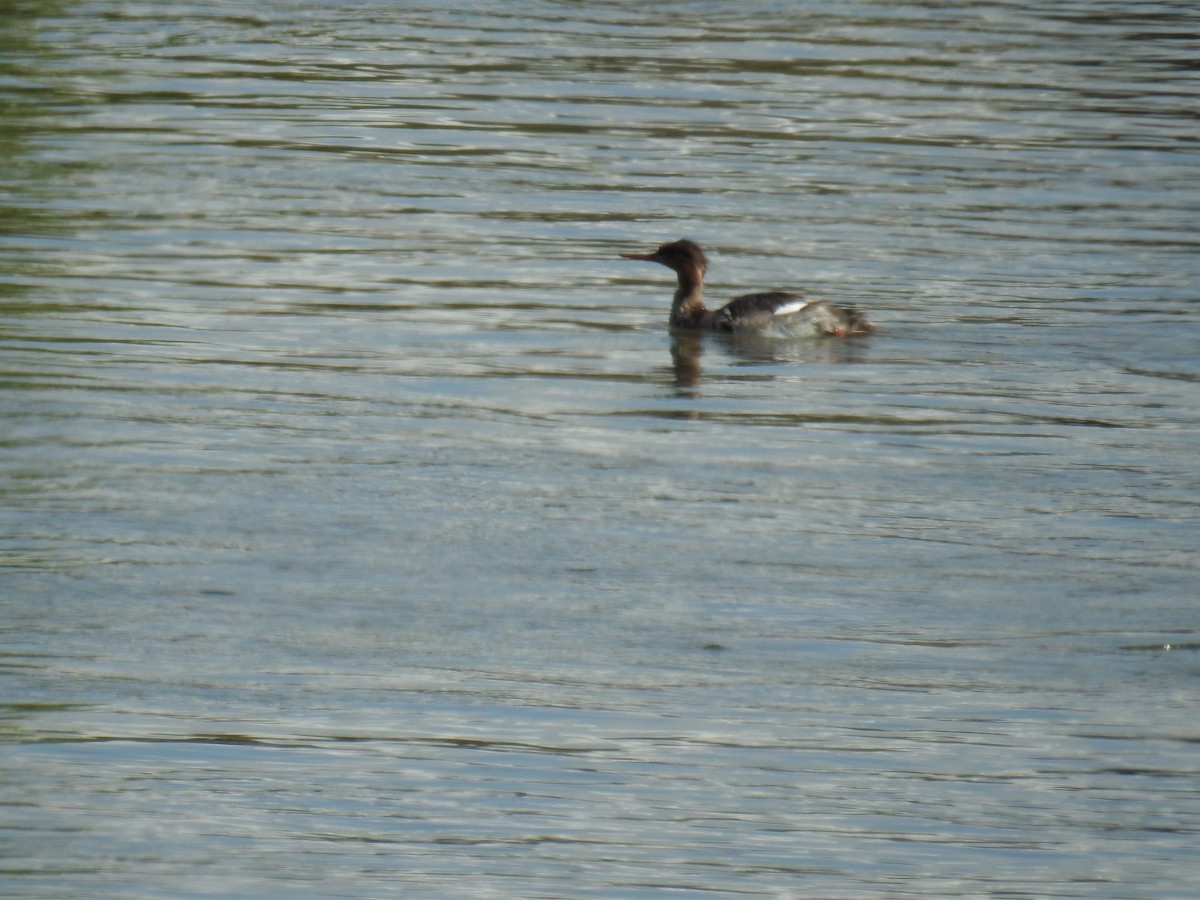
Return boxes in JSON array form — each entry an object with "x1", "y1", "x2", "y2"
[{"x1": 620, "y1": 239, "x2": 873, "y2": 337}]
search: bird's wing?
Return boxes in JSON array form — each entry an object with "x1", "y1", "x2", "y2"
[{"x1": 710, "y1": 291, "x2": 809, "y2": 331}]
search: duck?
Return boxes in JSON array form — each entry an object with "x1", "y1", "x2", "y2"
[{"x1": 620, "y1": 239, "x2": 873, "y2": 337}]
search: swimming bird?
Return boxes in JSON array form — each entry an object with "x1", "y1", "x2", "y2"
[{"x1": 620, "y1": 239, "x2": 873, "y2": 337}]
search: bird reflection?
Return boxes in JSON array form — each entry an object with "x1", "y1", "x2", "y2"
[
  {"x1": 669, "y1": 328, "x2": 870, "y2": 393},
  {"x1": 670, "y1": 330, "x2": 705, "y2": 392}
]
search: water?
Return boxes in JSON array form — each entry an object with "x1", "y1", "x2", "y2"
[{"x1": 3, "y1": 1, "x2": 1198, "y2": 896}]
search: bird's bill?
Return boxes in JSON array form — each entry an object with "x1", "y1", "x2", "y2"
[{"x1": 619, "y1": 251, "x2": 657, "y2": 261}]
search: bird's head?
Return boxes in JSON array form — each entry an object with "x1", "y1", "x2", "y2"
[{"x1": 620, "y1": 239, "x2": 708, "y2": 277}]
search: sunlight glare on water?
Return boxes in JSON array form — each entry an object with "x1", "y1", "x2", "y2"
[{"x1": 2, "y1": 1, "x2": 1199, "y2": 897}]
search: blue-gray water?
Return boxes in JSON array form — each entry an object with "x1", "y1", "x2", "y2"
[{"x1": 3, "y1": 1, "x2": 1198, "y2": 897}]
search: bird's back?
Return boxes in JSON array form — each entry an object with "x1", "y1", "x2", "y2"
[
  {"x1": 710, "y1": 291, "x2": 807, "y2": 332},
  {"x1": 712, "y1": 292, "x2": 873, "y2": 337}
]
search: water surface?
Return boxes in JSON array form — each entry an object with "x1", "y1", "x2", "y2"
[{"x1": 3, "y1": 1, "x2": 1199, "y2": 897}]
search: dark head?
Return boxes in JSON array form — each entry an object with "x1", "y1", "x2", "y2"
[{"x1": 620, "y1": 239, "x2": 708, "y2": 277}]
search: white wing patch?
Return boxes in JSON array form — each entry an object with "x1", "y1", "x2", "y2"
[{"x1": 771, "y1": 299, "x2": 812, "y2": 317}]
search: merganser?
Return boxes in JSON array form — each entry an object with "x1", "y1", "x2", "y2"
[{"x1": 621, "y1": 239, "x2": 874, "y2": 337}]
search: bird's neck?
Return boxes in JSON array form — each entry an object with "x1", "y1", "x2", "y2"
[{"x1": 670, "y1": 267, "x2": 707, "y2": 328}]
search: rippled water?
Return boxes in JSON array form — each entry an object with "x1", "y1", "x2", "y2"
[{"x1": 3, "y1": 1, "x2": 1199, "y2": 897}]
